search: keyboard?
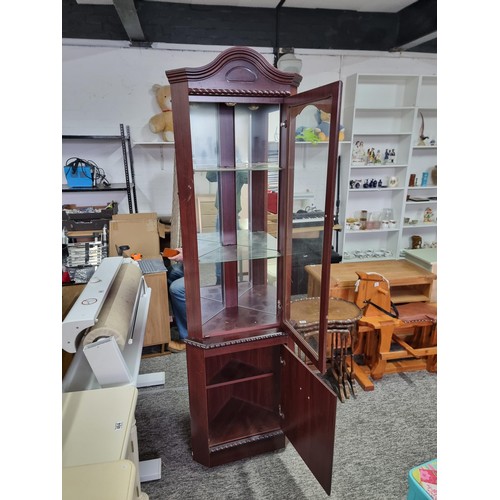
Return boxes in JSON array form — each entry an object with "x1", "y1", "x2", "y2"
[
  {"x1": 292, "y1": 210, "x2": 325, "y2": 227},
  {"x1": 139, "y1": 258, "x2": 167, "y2": 275}
]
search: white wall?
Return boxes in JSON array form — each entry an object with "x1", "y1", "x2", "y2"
[{"x1": 62, "y1": 41, "x2": 436, "y2": 217}]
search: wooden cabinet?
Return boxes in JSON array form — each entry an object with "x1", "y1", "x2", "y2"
[
  {"x1": 166, "y1": 46, "x2": 343, "y2": 495},
  {"x1": 143, "y1": 272, "x2": 171, "y2": 351},
  {"x1": 196, "y1": 194, "x2": 217, "y2": 233},
  {"x1": 305, "y1": 260, "x2": 436, "y2": 304}
]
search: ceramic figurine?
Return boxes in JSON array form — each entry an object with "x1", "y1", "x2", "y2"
[
  {"x1": 383, "y1": 149, "x2": 390, "y2": 164},
  {"x1": 388, "y1": 176, "x2": 398, "y2": 188},
  {"x1": 423, "y1": 207, "x2": 434, "y2": 223},
  {"x1": 411, "y1": 235, "x2": 422, "y2": 249},
  {"x1": 418, "y1": 111, "x2": 429, "y2": 146},
  {"x1": 352, "y1": 141, "x2": 366, "y2": 165}
]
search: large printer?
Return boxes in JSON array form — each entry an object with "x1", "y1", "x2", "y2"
[
  {"x1": 62, "y1": 257, "x2": 165, "y2": 499},
  {"x1": 62, "y1": 256, "x2": 165, "y2": 391}
]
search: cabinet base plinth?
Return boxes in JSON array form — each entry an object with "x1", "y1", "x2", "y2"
[{"x1": 196, "y1": 430, "x2": 286, "y2": 468}]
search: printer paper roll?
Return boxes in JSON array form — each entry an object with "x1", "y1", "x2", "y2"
[{"x1": 83, "y1": 263, "x2": 142, "y2": 349}]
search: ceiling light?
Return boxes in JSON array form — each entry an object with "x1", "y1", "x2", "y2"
[{"x1": 276, "y1": 52, "x2": 302, "y2": 74}]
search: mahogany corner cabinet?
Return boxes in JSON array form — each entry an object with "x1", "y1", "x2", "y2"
[{"x1": 166, "y1": 46, "x2": 343, "y2": 495}]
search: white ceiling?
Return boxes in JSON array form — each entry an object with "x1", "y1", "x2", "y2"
[{"x1": 144, "y1": 0, "x2": 419, "y2": 13}]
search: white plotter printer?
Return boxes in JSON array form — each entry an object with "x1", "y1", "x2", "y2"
[
  {"x1": 62, "y1": 257, "x2": 165, "y2": 497},
  {"x1": 62, "y1": 256, "x2": 165, "y2": 391}
]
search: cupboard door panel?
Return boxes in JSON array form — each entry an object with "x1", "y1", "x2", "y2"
[{"x1": 281, "y1": 345, "x2": 337, "y2": 495}]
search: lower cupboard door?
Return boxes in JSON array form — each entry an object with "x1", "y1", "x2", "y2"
[{"x1": 280, "y1": 345, "x2": 337, "y2": 495}]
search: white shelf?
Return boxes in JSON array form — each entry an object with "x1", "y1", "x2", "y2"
[
  {"x1": 346, "y1": 228, "x2": 400, "y2": 234},
  {"x1": 406, "y1": 200, "x2": 437, "y2": 205},
  {"x1": 133, "y1": 141, "x2": 174, "y2": 146},
  {"x1": 354, "y1": 106, "x2": 415, "y2": 111},
  {"x1": 350, "y1": 164, "x2": 407, "y2": 169},
  {"x1": 402, "y1": 223, "x2": 437, "y2": 229},
  {"x1": 339, "y1": 74, "x2": 437, "y2": 261},
  {"x1": 349, "y1": 187, "x2": 405, "y2": 192},
  {"x1": 351, "y1": 132, "x2": 413, "y2": 137}
]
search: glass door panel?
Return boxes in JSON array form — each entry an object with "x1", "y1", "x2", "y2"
[{"x1": 283, "y1": 83, "x2": 342, "y2": 373}]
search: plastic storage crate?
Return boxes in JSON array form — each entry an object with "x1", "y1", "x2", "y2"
[
  {"x1": 407, "y1": 459, "x2": 437, "y2": 500},
  {"x1": 64, "y1": 165, "x2": 94, "y2": 188}
]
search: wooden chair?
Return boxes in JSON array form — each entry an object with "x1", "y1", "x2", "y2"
[{"x1": 348, "y1": 271, "x2": 437, "y2": 391}]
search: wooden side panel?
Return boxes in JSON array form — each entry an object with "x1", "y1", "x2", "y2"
[
  {"x1": 281, "y1": 345, "x2": 337, "y2": 495},
  {"x1": 186, "y1": 344, "x2": 211, "y2": 466},
  {"x1": 62, "y1": 284, "x2": 85, "y2": 378},
  {"x1": 144, "y1": 272, "x2": 171, "y2": 347}
]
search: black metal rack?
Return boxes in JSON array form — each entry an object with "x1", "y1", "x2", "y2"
[{"x1": 62, "y1": 123, "x2": 138, "y2": 213}]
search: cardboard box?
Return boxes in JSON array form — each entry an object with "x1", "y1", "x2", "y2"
[{"x1": 109, "y1": 213, "x2": 167, "y2": 259}]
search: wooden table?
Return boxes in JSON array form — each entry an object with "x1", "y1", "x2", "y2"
[
  {"x1": 403, "y1": 248, "x2": 437, "y2": 302},
  {"x1": 305, "y1": 259, "x2": 436, "y2": 304}
]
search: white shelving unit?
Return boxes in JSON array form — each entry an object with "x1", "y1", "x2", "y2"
[
  {"x1": 338, "y1": 74, "x2": 437, "y2": 262},
  {"x1": 403, "y1": 75, "x2": 437, "y2": 252}
]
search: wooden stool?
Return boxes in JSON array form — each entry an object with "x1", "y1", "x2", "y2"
[{"x1": 290, "y1": 297, "x2": 362, "y2": 402}]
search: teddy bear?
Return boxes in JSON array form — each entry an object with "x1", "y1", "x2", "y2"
[
  {"x1": 314, "y1": 108, "x2": 345, "y2": 141},
  {"x1": 149, "y1": 84, "x2": 174, "y2": 142},
  {"x1": 314, "y1": 108, "x2": 330, "y2": 141}
]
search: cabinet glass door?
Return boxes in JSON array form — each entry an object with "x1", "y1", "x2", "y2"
[
  {"x1": 190, "y1": 102, "x2": 282, "y2": 338},
  {"x1": 282, "y1": 82, "x2": 342, "y2": 373}
]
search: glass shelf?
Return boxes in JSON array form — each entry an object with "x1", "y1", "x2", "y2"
[
  {"x1": 197, "y1": 230, "x2": 279, "y2": 264},
  {"x1": 193, "y1": 162, "x2": 281, "y2": 172}
]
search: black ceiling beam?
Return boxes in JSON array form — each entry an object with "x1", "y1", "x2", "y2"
[
  {"x1": 62, "y1": 0, "x2": 436, "y2": 54},
  {"x1": 112, "y1": 0, "x2": 150, "y2": 46},
  {"x1": 392, "y1": 0, "x2": 437, "y2": 52}
]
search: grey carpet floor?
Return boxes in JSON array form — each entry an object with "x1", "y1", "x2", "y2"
[{"x1": 136, "y1": 353, "x2": 436, "y2": 500}]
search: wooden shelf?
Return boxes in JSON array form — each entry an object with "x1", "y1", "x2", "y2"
[
  {"x1": 391, "y1": 290, "x2": 430, "y2": 304},
  {"x1": 208, "y1": 397, "x2": 280, "y2": 447},
  {"x1": 208, "y1": 359, "x2": 273, "y2": 387}
]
